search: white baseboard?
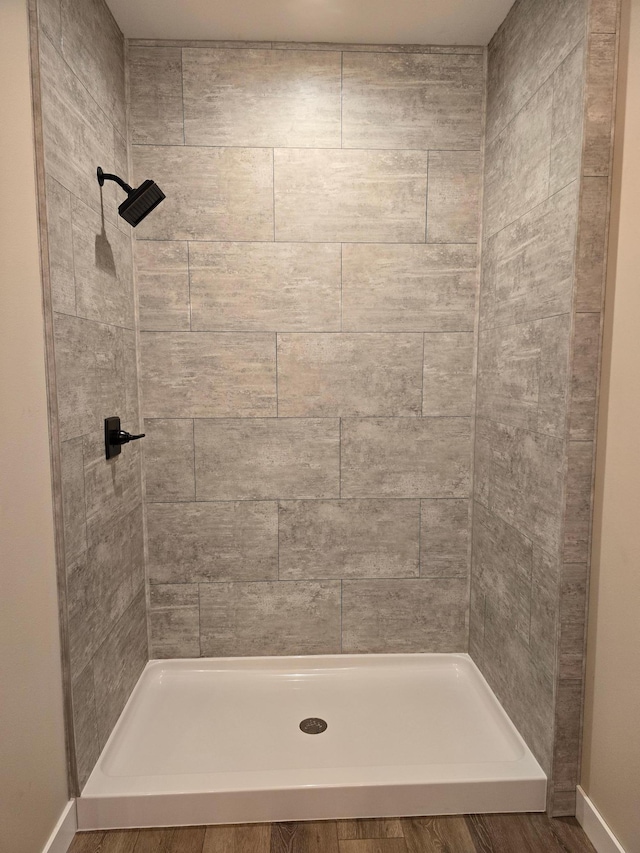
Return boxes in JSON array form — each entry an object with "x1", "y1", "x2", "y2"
[
  {"x1": 41, "y1": 800, "x2": 76, "y2": 853},
  {"x1": 576, "y1": 786, "x2": 626, "y2": 853}
]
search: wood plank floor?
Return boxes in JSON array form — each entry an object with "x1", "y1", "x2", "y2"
[{"x1": 69, "y1": 814, "x2": 597, "y2": 853}]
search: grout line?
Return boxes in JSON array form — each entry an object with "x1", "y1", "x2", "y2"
[
  {"x1": 129, "y1": 142, "x2": 482, "y2": 153},
  {"x1": 132, "y1": 237, "x2": 479, "y2": 246}
]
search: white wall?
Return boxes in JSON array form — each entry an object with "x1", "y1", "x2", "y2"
[
  {"x1": 0, "y1": 1, "x2": 70, "y2": 851},
  {"x1": 581, "y1": 1, "x2": 640, "y2": 851}
]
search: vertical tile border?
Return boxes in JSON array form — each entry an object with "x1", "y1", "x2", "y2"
[{"x1": 550, "y1": 0, "x2": 622, "y2": 817}]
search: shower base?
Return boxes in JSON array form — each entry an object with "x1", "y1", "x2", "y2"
[{"x1": 77, "y1": 653, "x2": 546, "y2": 830}]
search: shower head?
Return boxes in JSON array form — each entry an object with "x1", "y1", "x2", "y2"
[{"x1": 97, "y1": 166, "x2": 165, "y2": 227}]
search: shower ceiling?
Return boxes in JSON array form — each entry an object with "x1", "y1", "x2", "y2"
[{"x1": 105, "y1": 0, "x2": 515, "y2": 45}]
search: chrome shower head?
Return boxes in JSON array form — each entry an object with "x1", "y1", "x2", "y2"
[{"x1": 97, "y1": 166, "x2": 165, "y2": 227}]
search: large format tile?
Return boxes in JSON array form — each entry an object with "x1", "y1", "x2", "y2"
[
  {"x1": 140, "y1": 332, "x2": 276, "y2": 418},
  {"x1": 135, "y1": 241, "x2": 190, "y2": 332},
  {"x1": 199, "y1": 581, "x2": 341, "y2": 656},
  {"x1": 60, "y1": 437, "x2": 87, "y2": 562},
  {"x1": 575, "y1": 178, "x2": 609, "y2": 313},
  {"x1": 45, "y1": 176, "x2": 75, "y2": 315},
  {"x1": 148, "y1": 584, "x2": 200, "y2": 659},
  {"x1": 128, "y1": 46, "x2": 184, "y2": 145},
  {"x1": 341, "y1": 418, "x2": 471, "y2": 498},
  {"x1": 71, "y1": 663, "x2": 100, "y2": 789},
  {"x1": 83, "y1": 430, "x2": 142, "y2": 529},
  {"x1": 71, "y1": 196, "x2": 135, "y2": 329},
  {"x1": 483, "y1": 80, "x2": 554, "y2": 238},
  {"x1": 422, "y1": 332, "x2": 474, "y2": 417},
  {"x1": 274, "y1": 149, "x2": 429, "y2": 243},
  {"x1": 529, "y1": 547, "x2": 561, "y2": 680},
  {"x1": 39, "y1": 35, "x2": 119, "y2": 227},
  {"x1": 550, "y1": 41, "x2": 586, "y2": 195},
  {"x1": 278, "y1": 500, "x2": 420, "y2": 579},
  {"x1": 67, "y1": 505, "x2": 145, "y2": 675},
  {"x1": 481, "y1": 420, "x2": 565, "y2": 555},
  {"x1": 183, "y1": 48, "x2": 341, "y2": 147},
  {"x1": 342, "y1": 52, "x2": 483, "y2": 150},
  {"x1": 342, "y1": 244, "x2": 477, "y2": 332},
  {"x1": 426, "y1": 151, "x2": 482, "y2": 244},
  {"x1": 38, "y1": 0, "x2": 61, "y2": 48},
  {"x1": 53, "y1": 313, "x2": 125, "y2": 441},
  {"x1": 189, "y1": 242, "x2": 341, "y2": 332},
  {"x1": 143, "y1": 418, "x2": 195, "y2": 502},
  {"x1": 564, "y1": 441, "x2": 594, "y2": 563},
  {"x1": 584, "y1": 34, "x2": 617, "y2": 176},
  {"x1": 420, "y1": 499, "x2": 470, "y2": 578},
  {"x1": 131, "y1": 146, "x2": 274, "y2": 241},
  {"x1": 472, "y1": 502, "x2": 533, "y2": 643},
  {"x1": 486, "y1": 0, "x2": 586, "y2": 141},
  {"x1": 277, "y1": 333, "x2": 423, "y2": 417},
  {"x1": 570, "y1": 312, "x2": 601, "y2": 441},
  {"x1": 60, "y1": 0, "x2": 126, "y2": 133},
  {"x1": 342, "y1": 579, "x2": 468, "y2": 653},
  {"x1": 93, "y1": 591, "x2": 148, "y2": 748},
  {"x1": 537, "y1": 314, "x2": 572, "y2": 438},
  {"x1": 195, "y1": 419, "x2": 340, "y2": 500},
  {"x1": 480, "y1": 183, "x2": 578, "y2": 328},
  {"x1": 147, "y1": 502, "x2": 278, "y2": 583}
]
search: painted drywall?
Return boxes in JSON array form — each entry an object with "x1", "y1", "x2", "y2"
[
  {"x1": 105, "y1": 0, "x2": 514, "y2": 46},
  {"x1": 0, "y1": 1, "x2": 69, "y2": 851},
  {"x1": 581, "y1": 0, "x2": 640, "y2": 850}
]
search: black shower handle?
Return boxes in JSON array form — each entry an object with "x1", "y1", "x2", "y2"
[{"x1": 111, "y1": 429, "x2": 145, "y2": 446}]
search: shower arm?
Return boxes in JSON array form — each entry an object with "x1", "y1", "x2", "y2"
[{"x1": 97, "y1": 166, "x2": 133, "y2": 195}]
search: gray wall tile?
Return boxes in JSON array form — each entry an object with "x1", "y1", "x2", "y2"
[
  {"x1": 71, "y1": 664, "x2": 100, "y2": 790},
  {"x1": 558, "y1": 563, "x2": 588, "y2": 679},
  {"x1": 279, "y1": 500, "x2": 420, "y2": 579},
  {"x1": 45, "y1": 176, "x2": 75, "y2": 315},
  {"x1": 584, "y1": 34, "x2": 617, "y2": 176},
  {"x1": 563, "y1": 441, "x2": 594, "y2": 563},
  {"x1": 131, "y1": 145, "x2": 274, "y2": 241},
  {"x1": 480, "y1": 183, "x2": 578, "y2": 328},
  {"x1": 143, "y1": 418, "x2": 195, "y2": 502},
  {"x1": 60, "y1": 437, "x2": 87, "y2": 562},
  {"x1": 53, "y1": 313, "x2": 125, "y2": 441},
  {"x1": 277, "y1": 333, "x2": 424, "y2": 417},
  {"x1": 140, "y1": 332, "x2": 276, "y2": 418},
  {"x1": 342, "y1": 52, "x2": 483, "y2": 150},
  {"x1": 147, "y1": 502, "x2": 278, "y2": 583},
  {"x1": 60, "y1": 0, "x2": 126, "y2": 133},
  {"x1": 486, "y1": 0, "x2": 586, "y2": 141},
  {"x1": 183, "y1": 48, "x2": 341, "y2": 147},
  {"x1": 575, "y1": 177, "x2": 609, "y2": 312},
  {"x1": 123, "y1": 329, "x2": 141, "y2": 429},
  {"x1": 529, "y1": 547, "x2": 561, "y2": 680},
  {"x1": 341, "y1": 418, "x2": 471, "y2": 498},
  {"x1": 420, "y1": 499, "x2": 470, "y2": 578},
  {"x1": 570, "y1": 313, "x2": 601, "y2": 441},
  {"x1": 39, "y1": 35, "x2": 120, "y2": 227},
  {"x1": 427, "y1": 151, "x2": 482, "y2": 243},
  {"x1": 135, "y1": 241, "x2": 190, "y2": 332},
  {"x1": 189, "y1": 242, "x2": 341, "y2": 332},
  {"x1": 537, "y1": 314, "x2": 572, "y2": 438},
  {"x1": 484, "y1": 80, "x2": 554, "y2": 237},
  {"x1": 342, "y1": 579, "x2": 468, "y2": 653},
  {"x1": 83, "y1": 430, "x2": 142, "y2": 528},
  {"x1": 199, "y1": 581, "x2": 341, "y2": 656},
  {"x1": 550, "y1": 41, "x2": 586, "y2": 195},
  {"x1": 71, "y1": 196, "x2": 135, "y2": 329},
  {"x1": 93, "y1": 591, "x2": 148, "y2": 748},
  {"x1": 38, "y1": 0, "x2": 61, "y2": 48},
  {"x1": 274, "y1": 148, "x2": 429, "y2": 243},
  {"x1": 422, "y1": 332, "x2": 474, "y2": 417},
  {"x1": 128, "y1": 46, "x2": 184, "y2": 145},
  {"x1": 195, "y1": 419, "x2": 340, "y2": 500},
  {"x1": 149, "y1": 584, "x2": 200, "y2": 658},
  {"x1": 342, "y1": 244, "x2": 477, "y2": 333},
  {"x1": 590, "y1": 0, "x2": 619, "y2": 32}
]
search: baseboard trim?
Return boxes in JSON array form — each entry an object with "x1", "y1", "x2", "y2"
[
  {"x1": 576, "y1": 786, "x2": 626, "y2": 853},
  {"x1": 41, "y1": 800, "x2": 76, "y2": 853}
]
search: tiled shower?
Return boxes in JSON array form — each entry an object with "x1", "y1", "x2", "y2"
[{"x1": 31, "y1": 0, "x2": 619, "y2": 819}]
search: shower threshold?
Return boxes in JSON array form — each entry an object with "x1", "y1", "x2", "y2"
[{"x1": 77, "y1": 653, "x2": 546, "y2": 830}]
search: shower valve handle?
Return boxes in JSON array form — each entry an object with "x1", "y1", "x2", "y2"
[{"x1": 112, "y1": 429, "x2": 145, "y2": 446}]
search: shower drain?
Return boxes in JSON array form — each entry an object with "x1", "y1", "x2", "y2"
[{"x1": 299, "y1": 717, "x2": 328, "y2": 735}]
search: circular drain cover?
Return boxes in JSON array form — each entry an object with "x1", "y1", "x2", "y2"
[{"x1": 300, "y1": 717, "x2": 328, "y2": 735}]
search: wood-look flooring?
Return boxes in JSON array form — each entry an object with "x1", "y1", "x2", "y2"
[{"x1": 69, "y1": 814, "x2": 597, "y2": 853}]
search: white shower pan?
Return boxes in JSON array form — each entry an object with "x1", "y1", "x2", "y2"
[{"x1": 77, "y1": 653, "x2": 546, "y2": 830}]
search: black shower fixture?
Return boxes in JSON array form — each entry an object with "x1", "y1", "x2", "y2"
[{"x1": 97, "y1": 166, "x2": 165, "y2": 227}]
